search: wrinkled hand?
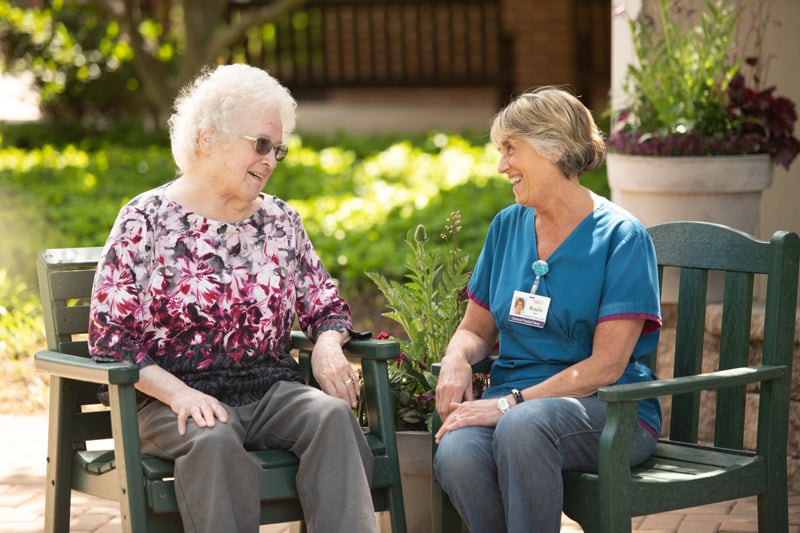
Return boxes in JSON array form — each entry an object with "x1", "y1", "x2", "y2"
[
  {"x1": 312, "y1": 332, "x2": 359, "y2": 408},
  {"x1": 434, "y1": 398, "x2": 502, "y2": 444},
  {"x1": 169, "y1": 387, "x2": 229, "y2": 436},
  {"x1": 435, "y1": 355, "x2": 475, "y2": 421}
]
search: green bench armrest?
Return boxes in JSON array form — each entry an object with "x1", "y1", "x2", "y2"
[
  {"x1": 34, "y1": 350, "x2": 140, "y2": 385},
  {"x1": 593, "y1": 363, "x2": 789, "y2": 493},
  {"x1": 598, "y1": 364, "x2": 787, "y2": 403},
  {"x1": 290, "y1": 330, "x2": 400, "y2": 361}
]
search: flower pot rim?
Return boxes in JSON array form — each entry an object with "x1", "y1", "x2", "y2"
[
  {"x1": 606, "y1": 152, "x2": 774, "y2": 193},
  {"x1": 606, "y1": 153, "x2": 771, "y2": 162}
]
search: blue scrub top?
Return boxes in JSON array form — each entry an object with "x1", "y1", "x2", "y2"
[{"x1": 469, "y1": 199, "x2": 663, "y2": 434}]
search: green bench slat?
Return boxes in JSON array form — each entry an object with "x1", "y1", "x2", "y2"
[
  {"x1": 56, "y1": 340, "x2": 91, "y2": 357},
  {"x1": 89, "y1": 432, "x2": 390, "y2": 481},
  {"x1": 53, "y1": 306, "x2": 91, "y2": 336},
  {"x1": 635, "y1": 443, "x2": 759, "y2": 479},
  {"x1": 49, "y1": 269, "x2": 96, "y2": 300},
  {"x1": 76, "y1": 450, "x2": 116, "y2": 475}
]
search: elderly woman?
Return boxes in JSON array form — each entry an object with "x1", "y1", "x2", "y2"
[
  {"x1": 433, "y1": 87, "x2": 663, "y2": 532},
  {"x1": 88, "y1": 64, "x2": 378, "y2": 533}
]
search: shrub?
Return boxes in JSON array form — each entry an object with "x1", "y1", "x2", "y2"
[
  {"x1": 0, "y1": 269, "x2": 44, "y2": 361},
  {"x1": 0, "y1": 0, "x2": 147, "y2": 127}
]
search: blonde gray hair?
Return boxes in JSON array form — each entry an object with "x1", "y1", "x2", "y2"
[
  {"x1": 168, "y1": 64, "x2": 297, "y2": 174},
  {"x1": 490, "y1": 86, "x2": 605, "y2": 177}
]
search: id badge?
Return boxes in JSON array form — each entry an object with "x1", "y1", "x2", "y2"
[{"x1": 508, "y1": 289, "x2": 550, "y2": 328}]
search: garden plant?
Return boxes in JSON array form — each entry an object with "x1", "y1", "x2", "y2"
[
  {"x1": 367, "y1": 212, "x2": 472, "y2": 431},
  {"x1": 608, "y1": 0, "x2": 799, "y2": 168}
]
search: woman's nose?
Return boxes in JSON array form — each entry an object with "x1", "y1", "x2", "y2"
[
  {"x1": 261, "y1": 151, "x2": 277, "y2": 168},
  {"x1": 497, "y1": 155, "x2": 509, "y2": 173}
]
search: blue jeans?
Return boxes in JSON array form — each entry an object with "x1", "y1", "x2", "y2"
[{"x1": 433, "y1": 395, "x2": 657, "y2": 533}]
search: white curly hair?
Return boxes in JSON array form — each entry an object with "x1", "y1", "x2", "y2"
[{"x1": 168, "y1": 64, "x2": 297, "y2": 174}]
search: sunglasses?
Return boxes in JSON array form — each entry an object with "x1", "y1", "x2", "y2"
[{"x1": 241, "y1": 135, "x2": 289, "y2": 162}]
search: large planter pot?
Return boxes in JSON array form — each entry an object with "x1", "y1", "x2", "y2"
[
  {"x1": 607, "y1": 153, "x2": 773, "y2": 233},
  {"x1": 377, "y1": 430, "x2": 433, "y2": 532},
  {"x1": 607, "y1": 153, "x2": 773, "y2": 302},
  {"x1": 394, "y1": 430, "x2": 433, "y2": 533}
]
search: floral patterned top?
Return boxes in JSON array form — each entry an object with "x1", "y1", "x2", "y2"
[{"x1": 88, "y1": 183, "x2": 353, "y2": 407}]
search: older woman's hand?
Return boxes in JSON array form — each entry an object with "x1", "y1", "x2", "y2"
[
  {"x1": 169, "y1": 387, "x2": 229, "y2": 436},
  {"x1": 311, "y1": 330, "x2": 360, "y2": 408},
  {"x1": 137, "y1": 365, "x2": 229, "y2": 436}
]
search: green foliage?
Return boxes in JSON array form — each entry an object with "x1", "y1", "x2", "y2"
[
  {"x1": 0, "y1": 128, "x2": 609, "y2": 290},
  {"x1": 0, "y1": 121, "x2": 169, "y2": 150},
  {"x1": 619, "y1": 0, "x2": 742, "y2": 138},
  {"x1": 0, "y1": 0, "x2": 146, "y2": 126},
  {"x1": 0, "y1": 269, "x2": 43, "y2": 361},
  {"x1": 280, "y1": 132, "x2": 510, "y2": 288},
  {"x1": 366, "y1": 213, "x2": 471, "y2": 430},
  {"x1": 0, "y1": 142, "x2": 173, "y2": 284}
]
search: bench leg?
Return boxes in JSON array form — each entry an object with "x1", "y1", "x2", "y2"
[
  {"x1": 107, "y1": 383, "x2": 149, "y2": 533},
  {"x1": 432, "y1": 477, "x2": 463, "y2": 533},
  {"x1": 758, "y1": 474, "x2": 788, "y2": 532},
  {"x1": 44, "y1": 376, "x2": 75, "y2": 533},
  {"x1": 388, "y1": 482, "x2": 407, "y2": 533}
]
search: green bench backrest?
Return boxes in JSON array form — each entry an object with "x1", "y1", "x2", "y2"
[
  {"x1": 646, "y1": 222, "x2": 798, "y2": 449},
  {"x1": 37, "y1": 247, "x2": 110, "y2": 439},
  {"x1": 37, "y1": 247, "x2": 103, "y2": 355}
]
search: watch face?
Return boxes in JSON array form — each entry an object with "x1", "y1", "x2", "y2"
[{"x1": 497, "y1": 397, "x2": 510, "y2": 414}]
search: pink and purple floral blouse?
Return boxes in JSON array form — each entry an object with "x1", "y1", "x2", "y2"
[{"x1": 88, "y1": 184, "x2": 353, "y2": 407}]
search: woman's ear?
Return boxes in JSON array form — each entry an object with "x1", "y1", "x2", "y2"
[{"x1": 197, "y1": 128, "x2": 216, "y2": 154}]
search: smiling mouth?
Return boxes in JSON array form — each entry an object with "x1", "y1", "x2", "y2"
[
  {"x1": 248, "y1": 170, "x2": 266, "y2": 181},
  {"x1": 510, "y1": 176, "x2": 522, "y2": 185}
]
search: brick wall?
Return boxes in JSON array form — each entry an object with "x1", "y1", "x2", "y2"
[
  {"x1": 500, "y1": 0, "x2": 610, "y2": 113},
  {"x1": 501, "y1": 0, "x2": 576, "y2": 92}
]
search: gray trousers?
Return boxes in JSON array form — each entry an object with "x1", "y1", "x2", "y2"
[{"x1": 138, "y1": 380, "x2": 378, "y2": 533}]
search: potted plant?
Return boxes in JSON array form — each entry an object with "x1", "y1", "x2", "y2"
[
  {"x1": 366, "y1": 211, "x2": 475, "y2": 533},
  {"x1": 606, "y1": 0, "x2": 800, "y2": 237},
  {"x1": 366, "y1": 211, "x2": 472, "y2": 432}
]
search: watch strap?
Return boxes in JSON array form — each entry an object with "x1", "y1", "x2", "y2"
[{"x1": 511, "y1": 388, "x2": 524, "y2": 404}]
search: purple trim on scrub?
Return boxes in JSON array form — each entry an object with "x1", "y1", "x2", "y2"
[
  {"x1": 598, "y1": 312, "x2": 662, "y2": 334},
  {"x1": 467, "y1": 288, "x2": 490, "y2": 310}
]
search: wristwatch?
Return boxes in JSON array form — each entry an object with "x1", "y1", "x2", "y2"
[
  {"x1": 497, "y1": 397, "x2": 511, "y2": 415},
  {"x1": 511, "y1": 388, "x2": 524, "y2": 405}
]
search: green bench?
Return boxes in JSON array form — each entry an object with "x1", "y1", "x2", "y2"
[
  {"x1": 34, "y1": 246, "x2": 407, "y2": 533},
  {"x1": 432, "y1": 221, "x2": 800, "y2": 533}
]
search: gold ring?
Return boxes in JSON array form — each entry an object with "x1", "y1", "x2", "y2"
[{"x1": 345, "y1": 378, "x2": 353, "y2": 385}]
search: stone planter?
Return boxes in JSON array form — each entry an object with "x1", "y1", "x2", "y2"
[
  {"x1": 392, "y1": 430, "x2": 433, "y2": 533},
  {"x1": 607, "y1": 153, "x2": 774, "y2": 302},
  {"x1": 377, "y1": 430, "x2": 432, "y2": 532}
]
